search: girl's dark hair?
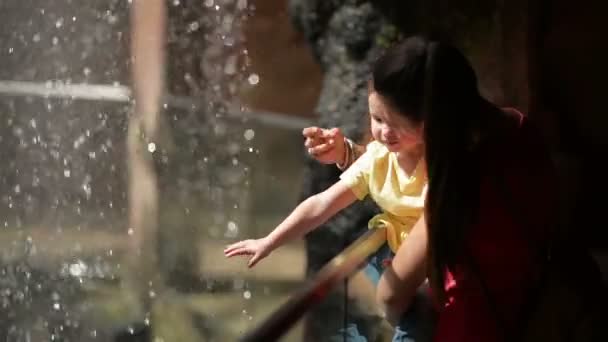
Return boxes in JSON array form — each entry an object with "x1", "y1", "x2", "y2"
[{"x1": 371, "y1": 35, "x2": 493, "y2": 302}]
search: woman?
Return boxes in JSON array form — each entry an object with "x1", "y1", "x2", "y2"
[{"x1": 305, "y1": 35, "x2": 560, "y2": 341}]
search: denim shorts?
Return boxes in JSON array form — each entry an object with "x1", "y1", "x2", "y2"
[{"x1": 331, "y1": 243, "x2": 436, "y2": 342}]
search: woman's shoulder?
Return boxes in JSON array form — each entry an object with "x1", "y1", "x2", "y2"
[
  {"x1": 485, "y1": 107, "x2": 543, "y2": 149},
  {"x1": 502, "y1": 108, "x2": 548, "y2": 152}
]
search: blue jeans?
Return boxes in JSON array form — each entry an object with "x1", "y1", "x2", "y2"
[{"x1": 331, "y1": 243, "x2": 435, "y2": 342}]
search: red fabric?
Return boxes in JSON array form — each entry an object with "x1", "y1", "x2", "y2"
[{"x1": 432, "y1": 109, "x2": 557, "y2": 342}]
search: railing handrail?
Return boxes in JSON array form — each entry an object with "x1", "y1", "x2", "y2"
[
  {"x1": 240, "y1": 227, "x2": 387, "y2": 342},
  {"x1": 0, "y1": 80, "x2": 314, "y2": 130}
]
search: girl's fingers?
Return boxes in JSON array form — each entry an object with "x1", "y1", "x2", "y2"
[
  {"x1": 224, "y1": 241, "x2": 244, "y2": 253},
  {"x1": 248, "y1": 254, "x2": 261, "y2": 268},
  {"x1": 304, "y1": 137, "x2": 317, "y2": 148},
  {"x1": 225, "y1": 247, "x2": 254, "y2": 258},
  {"x1": 224, "y1": 240, "x2": 252, "y2": 254},
  {"x1": 309, "y1": 142, "x2": 333, "y2": 155},
  {"x1": 302, "y1": 126, "x2": 321, "y2": 138},
  {"x1": 324, "y1": 128, "x2": 341, "y2": 139}
]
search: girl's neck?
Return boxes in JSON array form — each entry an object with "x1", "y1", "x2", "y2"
[{"x1": 396, "y1": 144, "x2": 424, "y2": 175}]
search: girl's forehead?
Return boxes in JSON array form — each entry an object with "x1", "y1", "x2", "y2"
[
  {"x1": 368, "y1": 93, "x2": 397, "y2": 117},
  {"x1": 369, "y1": 93, "x2": 419, "y2": 129},
  {"x1": 368, "y1": 92, "x2": 389, "y2": 111}
]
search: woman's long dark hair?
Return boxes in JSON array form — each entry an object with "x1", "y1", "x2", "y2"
[{"x1": 371, "y1": 35, "x2": 493, "y2": 302}]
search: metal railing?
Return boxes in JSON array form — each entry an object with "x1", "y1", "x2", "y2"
[{"x1": 240, "y1": 227, "x2": 387, "y2": 342}]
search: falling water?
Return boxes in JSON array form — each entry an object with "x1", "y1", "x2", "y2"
[{"x1": 0, "y1": 0, "x2": 314, "y2": 340}]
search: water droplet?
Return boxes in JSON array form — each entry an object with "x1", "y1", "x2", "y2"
[
  {"x1": 53, "y1": 303, "x2": 61, "y2": 310},
  {"x1": 223, "y1": 36, "x2": 235, "y2": 47},
  {"x1": 172, "y1": 0, "x2": 180, "y2": 5},
  {"x1": 148, "y1": 290, "x2": 156, "y2": 298},
  {"x1": 204, "y1": 0, "x2": 214, "y2": 7},
  {"x1": 225, "y1": 221, "x2": 239, "y2": 238},
  {"x1": 56, "y1": 18, "x2": 64, "y2": 28},
  {"x1": 127, "y1": 228, "x2": 134, "y2": 235},
  {"x1": 14, "y1": 185, "x2": 20, "y2": 194},
  {"x1": 243, "y1": 290, "x2": 251, "y2": 299},
  {"x1": 107, "y1": 14, "x2": 118, "y2": 25},
  {"x1": 228, "y1": 221, "x2": 238, "y2": 231},
  {"x1": 83, "y1": 67, "x2": 91, "y2": 76},
  {"x1": 32, "y1": 33, "x2": 41, "y2": 42},
  {"x1": 188, "y1": 21, "x2": 200, "y2": 32},
  {"x1": 147, "y1": 142, "x2": 156, "y2": 153},
  {"x1": 64, "y1": 169, "x2": 71, "y2": 178},
  {"x1": 52, "y1": 37, "x2": 59, "y2": 45},
  {"x1": 74, "y1": 134, "x2": 86, "y2": 149},
  {"x1": 247, "y1": 73, "x2": 260, "y2": 85},
  {"x1": 244, "y1": 129, "x2": 255, "y2": 141},
  {"x1": 82, "y1": 183, "x2": 91, "y2": 199},
  {"x1": 69, "y1": 260, "x2": 87, "y2": 277}
]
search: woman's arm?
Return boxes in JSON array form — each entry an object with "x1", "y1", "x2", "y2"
[
  {"x1": 225, "y1": 180, "x2": 358, "y2": 267},
  {"x1": 377, "y1": 214, "x2": 429, "y2": 325}
]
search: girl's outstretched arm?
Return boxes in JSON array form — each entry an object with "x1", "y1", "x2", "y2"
[{"x1": 224, "y1": 180, "x2": 357, "y2": 267}]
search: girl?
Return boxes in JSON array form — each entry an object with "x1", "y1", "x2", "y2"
[{"x1": 224, "y1": 48, "x2": 435, "y2": 341}]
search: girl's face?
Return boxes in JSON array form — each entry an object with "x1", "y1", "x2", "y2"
[{"x1": 368, "y1": 92, "x2": 423, "y2": 153}]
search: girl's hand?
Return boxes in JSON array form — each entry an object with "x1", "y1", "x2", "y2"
[
  {"x1": 302, "y1": 127, "x2": 346, "y2": 165},
  {"x1": 224, "y1": 237, "x2": 273, "y2": 268}
]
